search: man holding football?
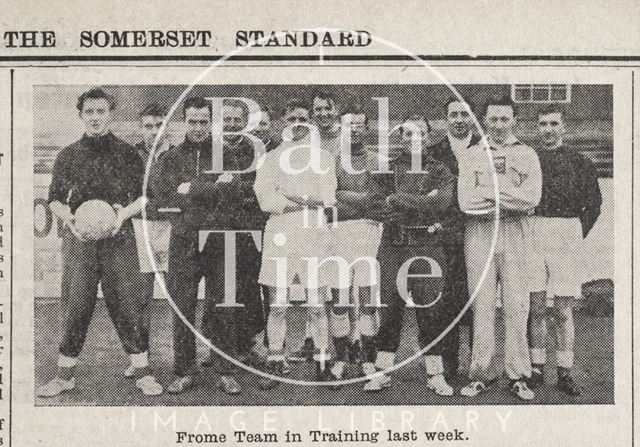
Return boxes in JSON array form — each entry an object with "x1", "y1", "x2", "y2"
[{"x1": 37, "y1": 88, "x2": 162, "y2": 397}]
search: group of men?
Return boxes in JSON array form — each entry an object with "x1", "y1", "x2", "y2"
[{"x1": 36, "y1": 86, "x2": 602, "y2": 402}]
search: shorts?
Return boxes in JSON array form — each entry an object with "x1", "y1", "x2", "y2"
[
  {"x1": 529, "y1": 217, "x2": 584, "y2": 299},
  {"x1": 132, "y1": 218, "x2": 171, "y2": 273},
  {"x1": 259, "y1": 210, "x2": 333, "y2": 288},
  {"x1": 325, "y1": 220, "x2": 383, "y2": 289}
]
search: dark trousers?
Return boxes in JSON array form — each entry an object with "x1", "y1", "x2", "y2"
[
  {"x1": 59, "y1": 226, "x2": 154, "y2": 358},
  {"x1": 201, "y1": 232, "x2": 263, "y2": 372},
  {"x1": 375, "y1": 238, "x2": 452, "y2": 357},
  {"x1": 440, "y1": 238, "x2": 470, "y2": 378},
  {"x1": 168, "y1": 230, "x2": 263, "y2": 377}
]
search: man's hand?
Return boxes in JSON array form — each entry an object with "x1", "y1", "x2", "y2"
[
  {"x1": 177, "y1": 182, "x2": 191, "y2": 195},
  {"x1": 215, "y1": 172, "x2": 234, "y2": 184},
  {"x1": 60, "y1": 212, "x2": 86, "y2": 242},
  {"x1": 110, "y1": 204, "x2": 125, "y2": 236},
  {"x1": 283, "y1": 193, "x2": 324, "y2": 208}
]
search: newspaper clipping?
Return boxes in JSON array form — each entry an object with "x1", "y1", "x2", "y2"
[{"x1": 0, "y1": 1, "x2": 635, "y2": 446}]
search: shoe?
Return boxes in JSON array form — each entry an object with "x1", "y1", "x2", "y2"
[
  {"x1": 426, "y1": 374, "x2": 454, "y2": 396},
  {"x1": 460, "y1": 381, "x2": 487, "y2": 397},
  {"x1": 136, "y1": 375, "x2": 163, "y2": 396},
  {"x1": 349, "y1": 340, "x2": 362, "y2": 364},
  {"x1": 510, "y1": 380, "x2": 535, "y2": 401},
  {"x1": 241, "y1": 351, "x2": 266, "y2": 370},
  {"x1": 124, "y1": 363, "x2": 136, "y2": 378},
  {"x1": 327, "y1": 362, "x2": 346, "y2": 390},
  {"x1": 217, "y1": 375, "x2": 241, "y2": 395},
  {"x1": 289, "y1": 338, "x2": 314, "y2": 363},
  {"x1": 315, "y1": 361, "x2": 333, "y2": 382},
  {"x1": 528, "y1": 367, "x2": 544, "y2": 389},
  {"x1": 363, "y1": 373, "x2": 391, "y2": 392},
  {"x1": 167, "y1": 375, "x2": 194, "y2": 394},
  {"x1": 279, "y1": 359, "x2": 291, "y2": 375},
  {"x1": 259, "y1": 361, "x2": 282, "y2": 390},
  {"x1": 361, "y1": 362, "x2": 376, "y2": 379},
  {"x1": 557, "y1": 375, "x2": 582, "y2": 396},
  {"x1": 36, "y1": 377, "x2": 75, "y2": 397}
]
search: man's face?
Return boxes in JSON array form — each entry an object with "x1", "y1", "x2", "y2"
[
  {"x1": 140, "y1": 115, "x2": 167, "y2": 148},
  {"x1": 80, "y1": 98, "x2": 112, "y2": 137},
  {"x1": 344, "y1": 113, "x2": 367, "y2": 146},
  {"x1": 184, "y1": 107, "x2": 211, "y2": 143},
  {"x1": 447, "y1": 101, "x2": 473, "y2": 139},
  {"x1": 400, "y1": 119, "x2": 429, "y2": 150},
  {"x1": 223, "y1": 105, "x2": 247, "y2": 143},
  {"x1": 538, "y1": 112, "x2": 565, "y2": 148},
  {"x1": 251, "y1": 111, "x2": 271, "y2": 142},
  {"x1": 312, "y1": 97, "x2": 337, "y2": 131},
  {"x1": 484, "y1": 105, "x2": 516, "y2": 144},
  {"x1": 284, "y1": 107, "x2": 310, "y2": 141}
]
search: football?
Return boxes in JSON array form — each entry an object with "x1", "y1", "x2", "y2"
[{"x1": 74, "y1": 200, "x2": 117, "y2": 240}]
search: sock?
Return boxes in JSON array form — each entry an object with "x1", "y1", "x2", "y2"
[
  {"x1": 331, "y1": 361, "x2": 346, "y2": 378},
  {"x1": 57, "y1": 354, "x2": 77, "y2": 381},
  {"x1": 531, "y1": 363, "x2": 545, "y2": 375},
  {"x1": 375, "y1": 351, "x2": 395, "y2": 371},
  {"x1": 358, "y1": 314, "x2": 376, "y2": 337},
  {"x1": 424, "y1": 355, "x2": 444, "y2": 376},
  {"x1": 556, "y1": 350, "x2": 574, "y2": 370},
  {"x1": 529, "y1": 348, "x2": 547, "y2": 365}
]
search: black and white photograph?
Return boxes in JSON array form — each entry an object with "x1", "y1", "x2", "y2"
[{"x1": 32, "y1": 82, "x2": 614, "y2": 407}]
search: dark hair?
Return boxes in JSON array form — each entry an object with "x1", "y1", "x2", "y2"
[
  {"x1": 284, "y1": 98, "x2": 309, "y2": 115},
  {"x1": 537, "y1": 104, "x2": 566, "y2": 119},
  {"x1": 310, "y1": 89, "x2": 337, "y2": 109},
  {"x1": 183, "y1": 96, "x2": 212, "y2": 119},
  {"x1": 482, "y1": 94, "x2": 518, "y2": 117},
  {"x1": 444, "y1": 97, "x2": 474, "y2": 115},
  {"x1": 139, "y1": 103, "x2": 167, "y2": 119},
  {"x1": 260, "y1": 105, "x2": 274, "y2": 119},
  {"x1": 400, "y1": 113, "x2": 431, "y2": 134},
  {"x1": 76, "y1": 88, "x2": 116, "y2": 112},
  {"x1": 342, "y1": 102, "x2": 368, "y2": 125}
]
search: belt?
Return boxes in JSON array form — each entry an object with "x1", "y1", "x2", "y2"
[{"x1": 385, "y1": 224, "x2": 444, "y2": 246}]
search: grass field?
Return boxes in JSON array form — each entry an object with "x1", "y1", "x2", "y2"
[{"x1": 34, "y1": 299, "x2": 614, "y2": 407}]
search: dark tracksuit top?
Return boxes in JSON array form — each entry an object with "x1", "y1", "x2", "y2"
[
  {"x1": 156, "y1": 135, "x2": 265, "y2": 376},
  {"x1": 370, "y1": 150, "x2": 457, "y2": 356},
  {"x1": 332, "y1": 146, "x2": 385, "y2": 221},
  {"x1": 428, "y1": 134, "x2": 480, "y2": 376},
  {"x1": 535, "y1": 145, "x2": 602, "y2": 238},
  {"x1": 48, "y1": 132, "x2": 152, "y2": 357},
  {"x1": 134, "y1": 141, "x2": 173, "y2": 221}
]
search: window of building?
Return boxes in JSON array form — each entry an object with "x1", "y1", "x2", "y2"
[{"x1": 511, "y1": 84, "x2": 571, "y2": 103}]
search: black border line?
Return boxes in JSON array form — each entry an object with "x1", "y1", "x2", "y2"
[
  {"x1": 632, "y1": 70, "x2": 635, "y2": 447},
  {"x1": 2, "y1": 54, "x2": 640, "y2": 62},
  {"x1": 15, "y1": 64, "x2": 640, "y2": 69},
  {"x1": 9, "y1": 68, "x2": 14, "y2": 447}
]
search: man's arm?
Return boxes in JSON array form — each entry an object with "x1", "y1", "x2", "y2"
[
  {"x1": 497, "y1": 147, "x2": 542, "y2": 212},
  {"x1": 153, "y1": 150, "x2": 191, "y2": 211},
  {"x1": 49, "y1": 200, "x2": 84, "y2": 241},
  {"x1": 253, "y1": 154, "x2": 303, "y2": 214},
  {"x1": 456, "y1": 151, "x2": 498, "y2": 215},
  {"x1": 579, "y1": 154, "x2": 602, "y2": 237}
]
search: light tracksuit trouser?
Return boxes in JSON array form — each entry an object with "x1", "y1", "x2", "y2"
[{"x1": 464, "y1": 216, "x2": 534, "y2": 381}]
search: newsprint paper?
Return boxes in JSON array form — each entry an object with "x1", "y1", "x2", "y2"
[{"x1": 0, "y1": 1, "x2": 637, "y2": 445}]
